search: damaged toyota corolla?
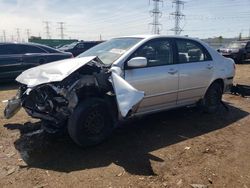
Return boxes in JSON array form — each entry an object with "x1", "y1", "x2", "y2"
[{"x1": 4, "y1": 35, "x2": 235, "y2": 147}]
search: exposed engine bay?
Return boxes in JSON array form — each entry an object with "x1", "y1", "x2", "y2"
[{"x1": 4, "y1": 56, "x2": 144, "y2": 133}]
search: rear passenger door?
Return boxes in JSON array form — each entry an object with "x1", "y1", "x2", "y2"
[
  {"x1": 0, "y1": 44, "x2": 23, "y2": 79},
  {"x1": 20, "y1": 45, "x2": 48, "y2": 70},
  {"x1": 124, "y1": 38, "x2": 179, "y2": 113},
  {"x1": 175, "y1": 39, "x2": 214, "y2": 105},
  {"x1": 246, "y1": 42, "x2": 250, "y2": 59}
]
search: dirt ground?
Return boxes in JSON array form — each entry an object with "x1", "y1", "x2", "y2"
[{"x1": 0, "y1": 64, "x2": 250, "y2": 188}]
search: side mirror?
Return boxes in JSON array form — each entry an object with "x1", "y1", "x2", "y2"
[{"x1": 127, "y1": 57, "x2": 147, "y2": 68}]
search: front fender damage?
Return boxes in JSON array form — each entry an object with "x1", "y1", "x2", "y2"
[{"x1": 3, "y1": 57, "x2": 144, "y2": 131}]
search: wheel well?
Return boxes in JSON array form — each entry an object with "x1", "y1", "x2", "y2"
[
  {"x1": 211, "y1": 79, "x2": 224, "y2": 91},
  {"x1": 76, "y1": 86, "x2": 118, "y2": 122}
]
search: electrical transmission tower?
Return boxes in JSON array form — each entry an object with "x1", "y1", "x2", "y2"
[
  {"x1": 58, "y1": 22, "x2": 65, "y2": 39},
  {"x1": 16, "y1": 28, "x2": 21, "y2": 42},
  {"x1": 26, "y1": 29, "x2": 31, "y2": 41},
  {"x1": 43, "y1": 21, "x2": 51, "y2": 39},
  {"x1": 170, "y1": 0, "x2": 185, "y2": 35},
  {"x1": 3, "y1": 30, "x2": 6, "y2": 42},
  {"x1": 149, "y1": 0, "x2": 163, "y2": 34}
]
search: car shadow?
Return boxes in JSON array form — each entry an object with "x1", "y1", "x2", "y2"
[{"x1": 4, "y1": 104, "x2": 249, "y2": 176}]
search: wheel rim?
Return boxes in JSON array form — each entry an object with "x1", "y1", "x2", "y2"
[{"x1": 84, "y1": 106, "x2": 105, "y2": 136}]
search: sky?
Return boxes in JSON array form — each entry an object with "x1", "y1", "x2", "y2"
[{"x1": 0, "y1": 0, "x2": 250, "y2": 41}]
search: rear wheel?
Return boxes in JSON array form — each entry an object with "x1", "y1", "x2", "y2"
[
  {"x1": 202, "y1": 82, "x2": 223, "y2": 113},
  {"x1": 67, "y1": 98, "x2": 114, "y2": 147}
]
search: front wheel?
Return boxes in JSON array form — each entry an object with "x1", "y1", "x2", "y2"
[
  {"x1": 67, "y1": 98, "x2": 114, "y2": 147},
  {"x1": 201, "y1": 82, "x2": 223, "y2": 113}
]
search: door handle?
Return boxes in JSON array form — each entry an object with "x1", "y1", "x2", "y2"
[
  {"x1": 206, "y1": 64, "x2": 213, "y2": 69},
  {"x1": 168, "y1": 69, "x2": 178, "y2": 75}
]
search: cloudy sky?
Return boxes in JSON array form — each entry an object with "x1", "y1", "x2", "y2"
[{"x1": 0, "y1": 0, "x2": 250, "y2": 41}]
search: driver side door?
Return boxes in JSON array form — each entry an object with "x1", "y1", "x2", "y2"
[{"x1": 124, "y1": 39, "x2": 179, "y2": 114}]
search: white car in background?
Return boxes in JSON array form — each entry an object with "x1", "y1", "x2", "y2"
[{"x1": 4, "y1": 35, "x2": 235, "y2": 147}]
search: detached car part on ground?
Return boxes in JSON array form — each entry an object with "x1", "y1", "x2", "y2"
[
  {"x1": 4, "y1": 35, "x2": 235, "y2": 147},
  {"x1": 218, "y1": 40, "x2": 250, "y2": 64}
]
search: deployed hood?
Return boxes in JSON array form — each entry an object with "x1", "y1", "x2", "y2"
[{"x1": 16, "y1": 56, "x2": 96, "y2": 87}]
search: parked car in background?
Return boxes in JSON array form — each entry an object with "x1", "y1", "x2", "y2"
[
  {"x1": 59, "y1": 41, "x2": 104, "y2": 57},
  {"x1": 0, "y1": 43, "x2": 73, "y2": 81},
  {"x1": 5, "y1": 35, "x2": 235, "y2": 147},
  {"x1": 218, "y1": 40, "x2": 250, "y2": 64}
]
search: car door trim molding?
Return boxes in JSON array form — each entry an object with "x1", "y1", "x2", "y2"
[
  {"x1": 178, "y1": 86, "x2": 206, "y2": 93},
  {"x1": 144, "y1": 90, "x2": 178, "y2": 99}
]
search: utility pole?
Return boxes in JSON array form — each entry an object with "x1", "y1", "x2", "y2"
[
  {"x1": 149, "y1": 0, "x2": 163, "y2": 34},
  {"x1": 170, "y1": 0, "x2": 185, "y2": 35},
  {"x1": 248, "y1": 27, "x2": 250, "y2": 39},
  {"x1": 16, "y1": 28, "x2": 21, "y2": 42},
  {"x1": 3, "y1": 30, "x2": 6, "y2": 42},
  {"x1": 43, "y1": 21, "x2": 51, "y2": 39},
  {"x1": 58, "y1": 22, "x2": 65, "y2": 39},
  {"x1": 26, "y1": 29, "x2": 31, "y2": 41}
]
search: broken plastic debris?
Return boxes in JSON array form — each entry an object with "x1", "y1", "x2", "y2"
[{"x1": 184, "y1": 146, "x2": 191, "y2": 150}]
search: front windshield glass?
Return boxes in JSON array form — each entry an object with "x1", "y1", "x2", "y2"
[
  {"x1": 61, "y1": 42, "x2": 78, "y2": 49},
  {"x1": 227, "y1": 42, "x2": 246, "y2": 49},
  {"x1": 77, "y1": 38, "x2": 142, "y2": 65}
]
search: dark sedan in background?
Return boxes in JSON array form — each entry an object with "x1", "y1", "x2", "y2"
[
  {"x1": 59, "y1": 41, "x2": 103, "y2": 57},
  {"x1": 0, "y1": 43, "x2": 73, "y2": 81},
  {"x1": 218, "y1": 40, "x2": 250, "y2": 64}
]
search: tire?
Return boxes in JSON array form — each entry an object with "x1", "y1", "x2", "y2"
[
  {"x1": 202, "y1": 82, "x2": 223, "y2": 113},
  {"x1": 236, "y1": 54, "x2": 246, "y2": 64},
  {"x1": 67, "y1": 98, "x2": 114, "y2": 147}
]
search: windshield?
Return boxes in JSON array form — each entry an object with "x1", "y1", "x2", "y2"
[
  {"x1": 226, "y1": 42, "x2": 246, "y2": 49},
  {"x1": 60, "y1": 42, "x2": 78, "y2": 49},
  {"x1": 77, "y1": 38, "x2": 142, "y2": 65}
]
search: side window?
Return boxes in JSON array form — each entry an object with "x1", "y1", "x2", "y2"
[
  {"x1": 76, "y1": 43, "x2": 85, "y2": 49},
  {"x1": 130, "y1": 39, "x2": 173, "y2": 67},
  {"x1": 246, "y1": 42, "x2": 250, "y2": 48},
  {"x1": 0, "y1": 44, "x2": 20, "y2": 55},
  {"x1": 20, "y1": 45, "x2": 46, "y2": 54},
  {"x1": 176, "y1": 40, "x2": 211, "y2": 63}
]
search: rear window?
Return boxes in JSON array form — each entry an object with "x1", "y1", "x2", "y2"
[{"x1": 19, "y1": 45, "x2": 46, "y2": 53}]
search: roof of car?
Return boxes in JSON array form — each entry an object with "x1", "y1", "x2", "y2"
[
  {"x1": 0, "y1": 42, "x2": 50, "y2": 47},
  {"x1": 117, "y1": 34, "x2": 201, "y2": 41}
]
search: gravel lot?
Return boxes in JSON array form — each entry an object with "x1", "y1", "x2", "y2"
[{"x1": 0, "y1": 64, "x2": 250, "y2": 188}]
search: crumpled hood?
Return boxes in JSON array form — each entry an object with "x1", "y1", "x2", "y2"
[{"x1": 16, "y1": 56, "x2": 96, "y2": 87}]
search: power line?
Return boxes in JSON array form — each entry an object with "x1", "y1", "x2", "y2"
[
  {"x1": 58, "y1": 22, "x2": 65, "y2": 39},
  {"x1": 149, "y1": 0, "x2": 163, "y2": 34},
  {"x1": 170, "y1": 0, "x2": 185, "y2": 35},
  {"x1": 43, "y1": 21, "x2": 51, "y2": 39}
]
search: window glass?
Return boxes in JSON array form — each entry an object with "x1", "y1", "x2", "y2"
[
  {"x1": 0, "y1": 44, "x2": 20, "y2": 55},
  {"x1": 176, "y1": 40, "x2": 209, "y2": 63},
  {"x1": 39, "y1": 45, "x2": 59, "y2": 53},
  {"x1": 78, "y1": 38, "x2": 142, "y2": 65},
  {"x1": 76, "y1": 43, "x2": 85, "y2": 49},
  {"x1": 131, "y1": 39, "x2": 173, "y2": 67},
  {"x1": 20, "y1": 45, "x2": 46, "y2": 53}
]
